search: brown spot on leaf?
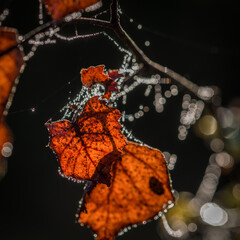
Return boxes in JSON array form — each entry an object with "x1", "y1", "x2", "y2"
[
  {"x1": 149, "y1": 176, "x2": 164, "y2": 195},
  {"x1": 79, "y1": 142, "x2": 174, "y2": 240}
]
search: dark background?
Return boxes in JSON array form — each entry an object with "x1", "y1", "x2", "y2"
[{"x1": 0, "y1": 0, "x2": 239, "y2": 239}]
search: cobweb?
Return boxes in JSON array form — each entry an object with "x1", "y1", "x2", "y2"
[{"x1": 1, "y1": 0, "x2": 207, "y2": 194}]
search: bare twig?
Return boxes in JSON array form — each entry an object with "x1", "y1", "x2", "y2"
[
  {"x1": 0, "y1": 0, "x2": 204, "y2": 98},
  {"x1": 108, "y1": 0, "x2": 200, "y2": 96},
  {"x1": 0, "y1": 20, "x2": 55, "y2": 57}
]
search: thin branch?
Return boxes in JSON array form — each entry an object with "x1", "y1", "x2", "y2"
[
  {"x1": 109, "y1": 0, "x2": 200, "y2": 96},
  {"x1": 149, "y1": 61, "x2": 200, "y2": 96},
  {"x1": 0, "y1": 18, "x2": 111, "y2": 58},
  {"x1": 0, "y1": 20, "x2": 55, "y2": 57},
  {"x1": 110, "y1": 0, "x2": 119, "y2": 25},
  {"x1": 0, "y1": 0, "x2": 204, "y2": 98},
  {"x1": 69, "y1": 17, "x2": 112, "y2": 29}
]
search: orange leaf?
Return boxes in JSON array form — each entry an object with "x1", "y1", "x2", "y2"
[
  {"x1": 81, "y1": 65, "x2": 120, "y2": 100},
  {"x1": 0, "y1": 119, "x2": 12, "y2": 179},
  {"x1": 43, "y1": 0, "x2": 102, "y2": 22},
  {"x1": 79, "y1": 142, "x2": 174, "y2": 240},
  {"x1": 46, "y1": 96, "x2": 126, "y2": 185},
  {"x1": 81, "y1": 65, "x2": 109, "y2": 88},
  {"x1": 0, "y1": 27, "x2": 25, "y2": 118},
  {"x1": 0, "y1": 27, "x2": 24, "y2": 172},
  {"x1": 0, "y1": 120, "x2": 11, "y2": 159}
]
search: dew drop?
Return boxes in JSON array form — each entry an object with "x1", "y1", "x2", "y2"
[
  {"x1": 164, "y1": 90, "x2": 171, "y2": 98},
  {"x1": 158, "y1": 212, "x2": 163, "y2": 217},
  {"x1": 210, "y1": 138, "x2": 224, "y2": 153},
  {"x1": 188, "y1": 223, "x2": 197, "y2": 232},
  {"x1": 3, "y1": 9, "x2": 9, "y2": 15},
  {"x1": 1, "y1": 145, "x2": 12, "y2": 158},
  {"x1": 128, "y1": 115, "x2": 134, "y2": 122},
  {"x1": 145, "y1": 41, "x2": 150, "y2": 47},
  {"x1": 143, "y1": 106, "x2": 149, "y2": 112},
  {"x1": 178, "y1": 133, "x2": 186, "y2": 141},
  {"x1": 200, "y1": 202, "x2": 228, "y2": 226},
  {"x1": 3, "y1": 142, "x2": 13, "y2": 150},
  {"x1": 171, "y1": 88, "x2": 178, "y2": 96},
  {"x1": 134, "y1": 113, "x2": 140, "y2": 119},
  {"x1": 163, "y1": 152, "x2": 170, "y2": 162},
  {"x1": 159, "y1": 97, "x2": 166, "y2": 104},
  {"x1": 139, "y1": 111, "x2": 144, "y2": 117},
  {"x1": 137, "y1": 24, "x2": 142, "y2": 30},
  {"x1": 18, "y1": 35, "x2": 24, "y2": 41}
]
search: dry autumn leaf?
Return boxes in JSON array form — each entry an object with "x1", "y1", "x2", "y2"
[
  {"x1": 81, "y1": 65, "x2": 120, "y2": 100},
  {"x1": 43, "y1": 0, "x2": 102, "y2": 22},
  {"x1": 79, "y1": 142, "x2": 174, "y2": 240},
  {"x1": 81, "y1": 65, "x2": 108, "y2": 88},
  {"x1": 46, "y1": 96, "x2": 126, "y2": 185}
]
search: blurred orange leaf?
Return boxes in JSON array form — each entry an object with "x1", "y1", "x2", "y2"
[
  {"x1": 79, "y1": 142, "x2": 174, "y2": 240},
  {"x1": 0, "y1": 27, "x2": 25, "y2": 118},
  {"x1": 46, "y1": 96, "x2": 126, "y2": 185},
  {"x1": 0, "y1": 120, "x2": 11, "y2": 163},
  {"x1": 81, "y1": 65, "x2": 120, "y2": 100},
  {"x1": 0, "y1": 27, "x2": 24, "y2": 168},
  {"x1": 43, "y1": 0, "x2": 102, "y2": 22}
]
